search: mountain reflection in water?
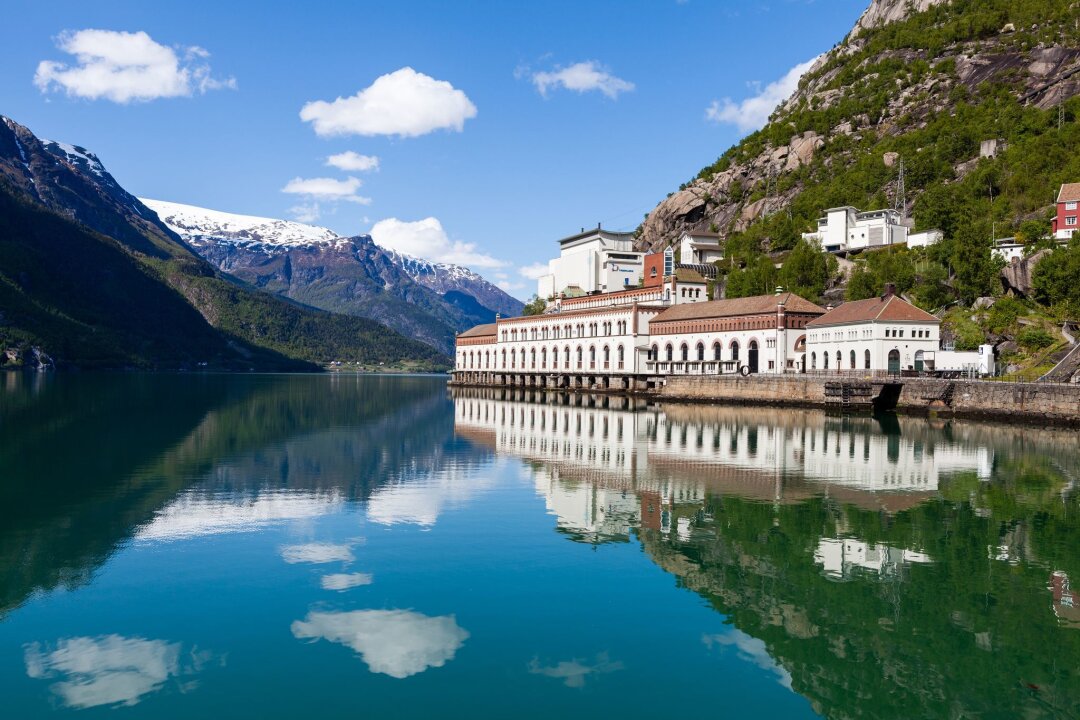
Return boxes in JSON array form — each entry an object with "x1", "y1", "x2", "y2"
[{"x1": 453, "y1": 387, "x2": 1080, "y2": 719}]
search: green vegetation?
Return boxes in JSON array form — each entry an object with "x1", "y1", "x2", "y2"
[
  {"x1": 0, "y1": 187, "x2": 448, "y2": 370},
  {"x1": 521, "y1": 295, "x2": 547, "y2": 316},
  {"x1": 672, "y1": 0, "x2": 1080, "y2": 376}
]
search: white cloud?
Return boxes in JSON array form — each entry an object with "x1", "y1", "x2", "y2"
[
  {"x1": 528, "y1": 652, "x2": 624, "y2": 688},
  {"x1": 281, "y1": 176, "x2": 370, "y2": 203},
  {"x1": 300, "y1": 67, "x2": 477, "y2": 138},
  {"x1": 321, "y1": 573, "x2": 373, "y2": 591},
  {"x1": 705, "y1": 56, "x2": 819, "y2": 133},
  {"x1": 532, "y1": 61, "x2": 634, "y2": 99},
  {"x1": 370, "y1": 217, "x2": 505, "y2": 269},
  {"x1": 519, "y1": 262, "x2": 550, "y2": 280},
  {"x1": 34, "y1": 29, "x2": 235, "y2": 104},
  {"x1": 24, "y1": 635, "x2": 208, "y2": 709},
  {"x1": 703, "y1": 631, "x2": 792, "y2": 688},
  {"x1": 280, "y1": 542, "x2": 355, "y2": 564},
  {"x1": 497, "y1": 280, "x2": 525, "y2": 293},
  {"x1": 326, "y1": 151, "x2": 380, "y2": 172},
  {"x1": 291, "y1": 609, "x2": 469, "y2": 679}
]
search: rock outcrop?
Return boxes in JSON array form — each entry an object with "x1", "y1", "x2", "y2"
[{"x1": 1000, "y1": 249, "x2": 1050, "y2": 298}]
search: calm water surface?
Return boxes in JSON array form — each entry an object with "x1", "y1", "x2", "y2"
[{"x1": 1, "y1": 373, "x2": 1078, "y2": 718}]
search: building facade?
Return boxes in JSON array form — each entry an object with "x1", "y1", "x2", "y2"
[
  {"x1": 805, "y1": 287, "x2": 940, "y2": 373},
  {"x1": 645, "y1": 292, "x2": 825, "y2": 376},
  {"x1": 802, "y1": 206, "x2": 909, "y2": 253},
  {"x1": 1052, "y1": 182, "x2": 1080, "y2": 240},
  {"x1": 677, "y1": 230, "x2": 724, "y2": 264},
  {"x1": 536, "y1": 226, "x2": 643, "y2": 299}
]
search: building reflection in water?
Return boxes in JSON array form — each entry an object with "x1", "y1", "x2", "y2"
[{"x1": 452, "y1": 387, "x2": 991, "y2": 546}]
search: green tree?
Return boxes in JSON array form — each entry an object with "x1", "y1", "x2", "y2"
[
  {"x1": 726, "y1": 256, "x2": 778, "y2": 298},
  {"x1": 1032, "y1": 239, "x2": 1080, "y2": 312},
  {"x1": 778, "y1": 240, "x2": 835, "y2": 300},
  {"x1": 521, "y1": 295, "x2": 547, "y2": 316},
  {"x1": 951, "y1": 224, "x2": 1000, "y2": 304}
]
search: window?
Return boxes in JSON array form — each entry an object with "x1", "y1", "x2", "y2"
[
  {"x1": 1068, "y1": 216, "x2": 1077, "y2": 226},
  {"x1": 617, "y1": 345, "x2": 625, "y2": 369},
  {"x1": 713, "y1": 342, "x2": 722, "y2": 361},
  {"x1": 696, "y1": 342, "x2": 705, "y2": 361},
  {"x1": 730, "y1": 341, "x2": 740, "y2": 362},
  {"x1": 865, "y1": 349, "x2": 871, "y2": 369},
  {"x1": 665, "y1": 344, "x2": 673, "y2": 362},
  {"x1": 680, "y1": 344, "x2": 688, "y2": 362},
  {"x1": 850, "y1": 350, "x2": 856, "y2": 369},
  {"x1": 811, "y1": 352, "x2": 817, "y2": 370},
  {"x1": 1067, "y1": 201, "x2": 1078, "y2": 210}
]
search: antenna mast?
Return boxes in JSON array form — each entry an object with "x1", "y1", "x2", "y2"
[{"x1": 895, "y1": 158, "x2": 906, "y2": 220}]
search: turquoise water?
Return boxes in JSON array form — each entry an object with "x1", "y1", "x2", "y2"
[{"x1": 1, "y1": 373, "x2": 1078, "y2": 718}]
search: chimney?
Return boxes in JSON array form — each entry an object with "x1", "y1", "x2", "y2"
[
  {"x1": 774, "y1": 285, "x2": 784, "y2": 296},
  {"x1": 495, "y1": 313, "x2": 500, "y2": 321},
  {"x1": 882, "y1": 282, "x2": 896, "y2": 299}
]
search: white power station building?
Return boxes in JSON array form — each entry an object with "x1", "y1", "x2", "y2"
[
  {"x1": 803, "y1": 206, "x2": 909, "y2": 253},
  {"x1": 536, "y1": 226, "x2": 644, "y2": 299}
]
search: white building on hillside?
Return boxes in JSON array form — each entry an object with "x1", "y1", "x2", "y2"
[
  {"x1": 802, "y1": 206, "x2": 908, "y2": 253},
  {"x1": 678, "y1": 230, "x2": 724, "y2": 264},
  {"x1": 907, "y1": 229, "x2": 943, "y2": 248},
  {"x1": 805, "y1": 286, "x2": 939, "y2": 373},
  {"x1": 536, "y1": 226, "x2": 643, "y2": 299}
]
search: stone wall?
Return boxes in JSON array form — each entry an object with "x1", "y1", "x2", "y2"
[{"x1": 659, "y1": 375, "x2": 1080, "y2": 427}]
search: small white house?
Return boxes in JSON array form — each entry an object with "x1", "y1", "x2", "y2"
[
  {"x1": 931, "y1": 345, "x2": 995, "y2": 376},
  {"x1": 805, "y1": 286, "x2": 939, "y2": 373},
  {"x1": 803, "y1": 206, "x2": 909, "y2": 253},
  {"x1": 677, "y1": 230, "x2": 724, "y2": 264}
]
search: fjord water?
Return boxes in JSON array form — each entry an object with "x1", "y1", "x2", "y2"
[{"x1": 1, "y1": 374, "x2": 1079, "y2": 718}]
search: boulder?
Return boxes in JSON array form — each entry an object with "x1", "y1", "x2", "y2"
[{"x1": 1000, "y1": 249, "x2": 1050, "y2": 297}]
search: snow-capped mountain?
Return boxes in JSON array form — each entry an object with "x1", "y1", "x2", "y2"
[
  {"x1": 139, "y1": 199, "x2": 522, "y2": 354},
  {"x1": 142, "y1": 198, "x2": 343, "y2": 251}
]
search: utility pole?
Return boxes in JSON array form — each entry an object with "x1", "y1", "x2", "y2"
[{"x1": 1060, "y1": 103, "x2": 1066, "y2": 131}]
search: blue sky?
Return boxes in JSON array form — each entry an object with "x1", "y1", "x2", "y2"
[{"x1": 1, "y1": 0, "x2": 868, "y2": 298}]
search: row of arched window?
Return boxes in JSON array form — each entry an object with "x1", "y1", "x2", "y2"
[
  {"x1": 499, "y1": 319, "x2": 630, "y2": 342},
  {"x1": 809, "y1": 349, "x2": 871, "y2": 370},
  {"x1": 458, "y1": 344, "x2": 627, "y2": 371},
  {"x1": 647, "y1": 339, "x2": 751, "y2": 363}
]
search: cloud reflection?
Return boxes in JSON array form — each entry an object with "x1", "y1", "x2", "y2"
[
  {"x1": 703, "y1": 630, "x2": 792, "y2": 688},
  {"x1": 24, "y1": 634, "x2": 207, "y2": 709},
  {"x1": 280, "y1": 542, "x2": 355, "y2": 564},
  {"x1": 321, "y1": 573, "x2": 374, "y2": 591},
  {"x1": 291, "y1": 609, "x2": 468, "y2": 678},
  {"x1": 366, "y1": 467, "x2": 494, "y2": 527},
  {"x1": 527, "y1": 652, "x2": 624, "y2": 688}
]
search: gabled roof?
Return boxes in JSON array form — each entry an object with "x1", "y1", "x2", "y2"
[
  {"x1": 1058, "y1": 183, "x2": 1080, "y2": 203},
  {"x1": 457, "y1": 323, "x2": 497, "y2": 338},
  {"x1": 651, "y1": 293, "x2": 825, "y2": 323},
  {"x1": 807, "y1": 294, "x2": 938, "y2": 327}
]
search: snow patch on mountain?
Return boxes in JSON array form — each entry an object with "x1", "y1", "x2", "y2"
[
  {"x1": 387, "y1": 249, "x2": 483, "y2": 285},
  {"x1": 140, "y1": 198, "x2": 345, "y2": 252},
  {"x1": 42, "y1": 140, "x2": 106, "y2": 177}
]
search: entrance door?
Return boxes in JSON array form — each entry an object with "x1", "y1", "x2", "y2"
[
  {"x1": 914, "y1": 350, "x2": 924, "y2": 371},
  {"x1": 888, "y1": 349, "x2": 901, "y2": 374},
  {"x1": 748, "y1": 341, "x2": 759, "y2": 374}
]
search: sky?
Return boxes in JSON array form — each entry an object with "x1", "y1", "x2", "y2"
[{"x1": 1, "y1": 0, "x2": 869, "y2": 299}]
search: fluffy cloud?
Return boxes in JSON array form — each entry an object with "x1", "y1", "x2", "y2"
[
  {"x1": 24, "y1": 635, "x2": 208, "y2": 709},
  {"x1": 369, "y1": 217, "x2": 505, "y2": 269},
  {"x1": 34, "y1": 29, "x2": 235, "y2": 103},
  {"x1": 321, "y1": 573, "x2": 373, "y2": 591},
  {"x1": 518, "y1": 262, "x2": 550, "y2": 280},
  {"x1": 325, "y1": 151, "x2": 380, "y2": 172},
  {"x1": 705, "y1": 56, "x2": 820, "y2": 133},
  {"x1": 280, "y1": 542, "x2": 355, "y2": 564},
  {"x1": 300, "y1": 67, "x2": 477, "y2": 138},
  {"x1": 281, "y1": 176, "x2": 370, "y2": 203},
  {"x1": 528, "y1": 652, "x2": 624, "y2": 688},
  {"x1": 532, "y1": 61, "x2": 634, "y2": 99},
  {"x1": 291, "y1": 609, "x2": 469, "y2": 678}
]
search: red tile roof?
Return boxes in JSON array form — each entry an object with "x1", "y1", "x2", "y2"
[
  {"x1": 457, "y1": 323, "x2": 497, "y2": 338},
  {"x1": 807, "y1": 294, "x2": 938, "y2": 327},
  {"x1": 651, "y1": 293, "x2": 825, "y2": 323},
  {"x1": 1058, "y1": 183, "x2": 1080, "y2": 203}
]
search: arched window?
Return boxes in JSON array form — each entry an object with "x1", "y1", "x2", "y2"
[
  {"x1": 713, "y1": 342, "x2": 722, "y2": 361},
  {"x1": 730, "y1": 341, "x2": 740, "y2": 362},
  {"x1": 865, "y1": 349, "x2": 871, "y2": 369},
  {"x1": 501, "y1": 349, "x2": 506, "y2": 368},
  {"x1": 836, "y1": 351, "x2": 842, "y2": 370},
  {"x1": 680, "y1": 343, "x2": 689, "y2": 362},
  {"x1": 811, "y1": 352, "x2": 817, "y2": 370},
  {"x1": 617, "y1": 345, "x2": 625, "y2": 369},
  {"x1": 589, "y1": 345, "x2": 596, "y2": 369},
  {"x1": 576, "y1": 346, "x2": 583, "y2": 369},
  {"x1": 850, "y1": 350, "x2": 856, "y2": 369},
  {"x1": 564, "y1": 346, "x2": 570, "y2": 369},
  {"x1": 823, "y1": 352, "x2": 829, "y2": 370},
  {"x1": 485, "y1": 351, "x2": 490, "y2": 369},
  {"x1": 650, "y1": 344, "x2": 658, "y2": 362},
  {"x1": 530, "y1": 348, "x2": 536, "y2": 369},
  {"x1": 696, "y1": 342, "x2": 705, "y2": 361},
  {"x1": 665, "y1": 344, "x2": 673, "y2": 362},
  {"x1": 541, "y1": 347, "x2": 547, "y2": 369},
  {"x1": 603, "y1": 345, "x2": 610, "y2": 368},
  {"x1": 511, "y1": 349, "x2": 516, "y2": 369}
]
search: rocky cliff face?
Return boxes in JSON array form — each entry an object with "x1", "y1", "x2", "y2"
[{"x1": 637, "y1": 1, "x2": 1080, "y2": 253}]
